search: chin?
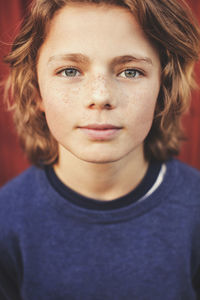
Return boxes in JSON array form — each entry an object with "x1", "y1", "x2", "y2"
[
  {"x1": 79, "y1": 156, "x2": 121, "y2": 165},
  {"x1": 75, "y1": 152, "x2": 123, "y2": 165}
]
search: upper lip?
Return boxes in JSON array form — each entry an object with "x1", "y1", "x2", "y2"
[{"x1": 79, "y1": 124, "x2": 122, "y2": 130}]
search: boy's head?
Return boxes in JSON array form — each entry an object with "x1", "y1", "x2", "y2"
[{"x1": 5, "y1": 0, "x2": 200, "y2": 166}]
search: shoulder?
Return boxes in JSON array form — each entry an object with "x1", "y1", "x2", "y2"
[
  {"x1": 0, "y1": 166, "x2": 48, "y2": 224},
  {"x1": 167, "y1": 158, "x2": 200, "y2": 183},
  {"x1": 165, "y1": 159, "x2": 200, "y2": 205},
  {"x1": 0, "y1": 166, "x2": 42, "y2": 199}
]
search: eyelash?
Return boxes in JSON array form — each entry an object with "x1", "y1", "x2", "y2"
[
  {"x1": 56, "y1": 67, "x2": 144, "y2": 79},
  {"x1": 57, "y1": 68, "x2": 81, "y2": 77},
  {"x1": 118, "y1": 69, "x2": 144, "y2": 79}
]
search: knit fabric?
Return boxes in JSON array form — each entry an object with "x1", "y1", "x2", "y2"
[
  {"x1": 0, "y1": 159, "x2": 200, "y2": 300},
  {"x1": 45, "y1": 160, "x2": 162, "y2": 210}
]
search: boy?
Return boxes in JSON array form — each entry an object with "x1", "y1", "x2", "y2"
[{"x1": 1, "y1": 0, "x2": 200, "y2": 299}]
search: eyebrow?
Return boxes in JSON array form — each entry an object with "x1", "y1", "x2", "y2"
[
  {"x1": 48, "y1": 53, "x2": 89, "y2": 65},
  {"x1": 110, "y1": 55, "x2": 153, "y2": 67},
  {"x1": 48, "y1": 53, "x2": 153, "y2": 66}
]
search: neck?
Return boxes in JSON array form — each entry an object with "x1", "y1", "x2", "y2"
[{"x1": 54, "y1": 146, "x2": 149, "y2": 201}]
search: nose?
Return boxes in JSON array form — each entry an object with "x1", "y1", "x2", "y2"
[{"x1": 84, "y1": 75, "x2": 116, "y2": 110}]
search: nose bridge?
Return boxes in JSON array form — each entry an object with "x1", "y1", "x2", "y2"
[
  {"x1": 91, "y1": 74, "x2": 110, "y2": 100},
  {"x1": 84, "y1": 72, "x2": 116, "y2": 110}
]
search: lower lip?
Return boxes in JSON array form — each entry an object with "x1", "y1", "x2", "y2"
[{"x1": 79, "y1": 128, "x2": 121, "y2": 140}]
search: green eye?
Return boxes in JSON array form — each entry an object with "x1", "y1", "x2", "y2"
[
  {"x1": 119, "y1": 69, "x2": 142, "y2": 78},
  {"x1": 125, "y1": 70, "x2": 137, "y2": 78},
  {"x1": 59, "y1": 68, "x2": 81, "y2": 77}
]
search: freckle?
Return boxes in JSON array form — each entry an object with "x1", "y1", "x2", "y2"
[
  {"x1": 91, "y1": 75, "x2": 108, "y2": 95},
  {"x1": 71, "y1": 86, "x2": 81, "y2": 93},
  {"x1": 60, "y1": 86, "x2": 81, "y2": 104}
]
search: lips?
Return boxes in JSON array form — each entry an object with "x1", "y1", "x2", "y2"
[
  {"x1": 78, "y1": 124, "x2": 122, "y2": 140},
  {"x1": 80, "y1": 124, "x2": 121, "y2": 130}
]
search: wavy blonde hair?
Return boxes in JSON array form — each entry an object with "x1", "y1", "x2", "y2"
[{"x1": 4, "y1": 0, "x2": 200, "y2": 165}]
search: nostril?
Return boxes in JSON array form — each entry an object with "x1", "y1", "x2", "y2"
[
  {"x1": 89, "y1": 103, "x2": 95, "y2": 109},
  {"x1": 105, "y1": 103, "x2": 112, "y2": 109},
  {"x1": 88, "y1": 103, "x2": 113, "y2": 110}
]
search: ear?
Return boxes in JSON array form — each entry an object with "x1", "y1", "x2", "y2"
[
  {"x1": 35, "y1": 88, "x2": 45, "y2": 112},
  {"x1": 38, "y1": 98, "x2": 45, "y2": 112}
]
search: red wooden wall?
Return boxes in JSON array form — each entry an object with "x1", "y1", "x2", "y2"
[
  {"x1": 0, "y1": 0, "x2": 200, "y2": 187},
  {"x1": 173, "y1": 0, "x2": 200, "y2": 169},
  {"x1": 0, "y1": 0, "x2": 30, "y2": 187}
]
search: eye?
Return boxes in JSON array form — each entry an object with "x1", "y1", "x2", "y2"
[
  {"x1": 118, "y1": 69, "x2": 143, "y2": 79},
  {"x1": 58, "y1": 68, "x2": 81, "y2": 77}
]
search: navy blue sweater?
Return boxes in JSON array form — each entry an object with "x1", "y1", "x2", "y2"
[{"x1": 0, "y1": 159, "x2": 200, "y2": 300}]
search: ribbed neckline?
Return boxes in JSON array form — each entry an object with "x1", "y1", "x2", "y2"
[
  {"x1": 35, "y1": 159, "x2": 177, "y2": 223},
  {"x1": 45, "y1": 160, "x2": 162, "y2": 211}
]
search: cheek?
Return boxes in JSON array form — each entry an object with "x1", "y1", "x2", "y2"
[
  {"x1": 40, "y1": 82, "x2": 82, "y2": 138},
  {"x1": 41, "y1": 79, "x2": 81, "y2": 107},
  {"x1": 123, "y1": 84, "x2": 159, "y2": 136}
]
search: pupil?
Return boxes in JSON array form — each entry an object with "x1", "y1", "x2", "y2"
[
  {"x1": 125, "y1": 70, "x2": 136, "y2": 77},
  {"x1": 65, "y1": 69, "x2": 76, "y2": 76}
]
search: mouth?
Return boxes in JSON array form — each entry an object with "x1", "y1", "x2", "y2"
[{"x1": 78, "y1": 124, "x2": 122, "y2": 140}]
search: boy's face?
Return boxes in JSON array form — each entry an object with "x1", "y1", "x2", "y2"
[{"x1": 37, "y1": 4, "x2": 161, "y2": 165}]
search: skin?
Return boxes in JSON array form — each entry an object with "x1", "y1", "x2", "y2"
[{"x1": 37, "y1": 3, "x2": 161, "y2": 201}]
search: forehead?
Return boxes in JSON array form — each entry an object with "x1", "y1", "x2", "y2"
[
  {"x1": 46, "y1": 3, "x2": 139, "y2": 39},
  {"x1": 38, "y1": 3, "x2": 160, "y2": 66}
]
